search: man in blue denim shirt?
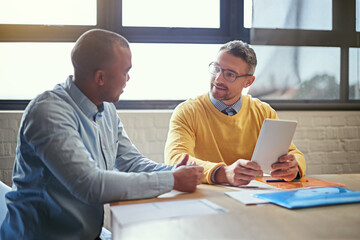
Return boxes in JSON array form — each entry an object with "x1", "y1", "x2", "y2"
[{"x1": 1, "y1": 29, "x2": 204, "y2": 240}]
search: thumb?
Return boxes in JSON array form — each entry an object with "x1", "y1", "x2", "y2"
[{"x1": 176, "y1": 154, "x2": 189, "y2": 167}]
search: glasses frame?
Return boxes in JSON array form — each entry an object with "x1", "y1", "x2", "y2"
[{"x1": 208, "y1": 62, "x2": 253, "y2": 82}]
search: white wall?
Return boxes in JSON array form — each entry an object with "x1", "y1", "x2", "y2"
[{"x1": 1, "y1": 110, "x2": 360, "y2": 187}]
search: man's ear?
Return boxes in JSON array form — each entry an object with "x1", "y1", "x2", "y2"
[
  {"x1": 244, "y1": 76, "x2": 255, "y2": 88},
  {"x1": 94, "y1": 69, "x2": 106, "y2": 86}
]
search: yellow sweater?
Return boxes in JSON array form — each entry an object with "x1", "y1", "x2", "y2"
[{"x1": 164, "y1": 93, "x2": 306, "y2": 184}]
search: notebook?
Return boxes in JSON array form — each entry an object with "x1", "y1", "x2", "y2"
[
  {"x1": 254, "y1": 186, "x2": 360, "y2": 209},
  {"x1": 255, "y1": 176, "x2": 345, "y2": 189},
  {"x1": 251, "y1": 119, "x2": 297, "y2": 172}
]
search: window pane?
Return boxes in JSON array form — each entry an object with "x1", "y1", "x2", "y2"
[
  {"x1": 357, "y1": 0, "x2": 360, "y2": 32},
  {"x1": 248, "y1": 46, "x2": 340, "y2": 100},
  {"x1": 0, "y1": 43, "x2": 220, "y2": 101},
  {"x1": 121, "y1": 43, "x2": 221, "y2": 100},
  {"x1": 0, "y1": 0, "x2": 96, "y2": 25},
  {"x1": 122, "y1": 0, "x2": 220, "y2": 28},
  {"x1": 244, "y1": 0, "x2": 332, "y2": 30},
  {"x1": 1, "y1": 44, "x2": 343, "y2": 102},
  {"x1": 0, "y1": 43, "x2": 74, "y2": 99},
  {"x1": 349, "y1": 48, "x2": 360, "y2": 100}
]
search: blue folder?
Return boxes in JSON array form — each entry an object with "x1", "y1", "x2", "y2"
[{"x1": 254, "y1": 187, "x2": 360, "y2": 209}]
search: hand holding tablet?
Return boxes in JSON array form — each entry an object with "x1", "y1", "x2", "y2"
[{"x1": 251, "y1": 119, "x2": 298, "y2": 173}]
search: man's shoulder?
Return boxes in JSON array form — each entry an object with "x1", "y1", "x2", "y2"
[
  {"x1": 25, "y1": 88, "x2": 74, "y2": 119},
  {"x1": 176, "y1": 93, "x2": 209, "y2": 111},
  {"x1": 244, "y1": 94, "x2": 272, "y2": 109},
  {"x1": 171, "y1": 93, "x2": 209, "y2": 120}
]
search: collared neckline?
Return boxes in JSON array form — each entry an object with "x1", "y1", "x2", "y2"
[
  {"x1": 208, "y1": 92, "x2": 242, "y2": 114},
  {"x1": 65, "y1": 75, "x2": 101, "y2": 120}
]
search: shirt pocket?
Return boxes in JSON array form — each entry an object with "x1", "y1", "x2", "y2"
[{"x1": 102, "y1": 140, "x2": 118, "y2": 169}]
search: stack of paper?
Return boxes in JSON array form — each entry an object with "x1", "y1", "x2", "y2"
[
  {"x1": 111, "y1": 199, "x2": 227, "y2": 226},
  {"x1": 224, "y1": 177, "x2": 360, "y2": 209},
  {"x1": 224, "y1": 180, "x2": 281, "y2": 205}
]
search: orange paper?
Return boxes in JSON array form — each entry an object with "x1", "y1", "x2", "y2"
[{"x1": 255, "y1": 176, "x2": 345, "y2": 189}]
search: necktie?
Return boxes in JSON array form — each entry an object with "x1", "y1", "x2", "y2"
[{"x1": 222, "y1": 107, "x2": 236, "y2": 116}]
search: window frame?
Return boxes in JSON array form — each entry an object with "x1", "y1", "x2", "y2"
[{"x1": 0, "y1": 0, "x2": 359, "y2": 110}]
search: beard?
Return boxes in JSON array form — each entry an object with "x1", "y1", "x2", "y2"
[
  {"x1": 210, "y1": 81, "x2": 242, "y2": 105},
  {"x1": 210, "y1": 81, "x2": 229, "y2": 101}
]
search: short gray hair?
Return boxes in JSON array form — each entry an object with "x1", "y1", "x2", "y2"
[{"x1": 219, "y1": 40, "x2": 257, "y2": 74}]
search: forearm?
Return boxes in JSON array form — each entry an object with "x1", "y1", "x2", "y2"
[{"x1": 98, "y1": 170, "x2": 174, "y2": 203}]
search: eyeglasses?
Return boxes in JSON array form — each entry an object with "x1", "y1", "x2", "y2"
[{"x1": 208, "y1": 62, "x2": 253, "y2": 82}]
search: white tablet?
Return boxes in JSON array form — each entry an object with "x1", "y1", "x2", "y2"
[{"x1": 251, "y1": 119, "x2": 297, "y2": 173}]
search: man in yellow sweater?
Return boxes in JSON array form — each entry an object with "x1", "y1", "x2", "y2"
[{"x1": 164, "y1": 40, "x2": 306, "y2": 187}]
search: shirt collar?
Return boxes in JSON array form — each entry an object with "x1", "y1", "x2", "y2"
[
  {"x1": 208, "y1": 92, "x2": 242, "y2": 113},
  {"x1": 65, "y1": 75, "x2": 102, "y2": 120}
]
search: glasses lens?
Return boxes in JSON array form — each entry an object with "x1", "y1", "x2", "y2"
[
  {"x1": 209, "y1": 63, "x2": 220, "y2": 75},
  {"x1": 223, "y1": 70, "x2": 236, "y2": 82}
]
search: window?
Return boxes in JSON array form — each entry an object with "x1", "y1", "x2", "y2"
[
  {"x1": 122, "y1": 0, "x2": 219, "y2": 28},
  {"x1": 123, "y1": 43, "x2": 220, "y2": 100},
  {"x1": 0, "y1": 43, "x2": 74, "y2": 100},
  {"x1": 349, "y1": 48, "x2": 360, "y2": 100},
  {"x1": 244, "y1": 0, "x2": 332, "y2": 30},
  {"x1": 0, "y1": 0, "x2": 359, "y2": 110},
  {"x1": 245, "y1": 0, "x2": 359, "y2": 110},
  {"x1": 357, "y1": 0, "x2": 360, "y2": 32},
  {"x1": 249, "y1": 46, "x2": 340, "y2": 100},
  {"x1": 0, "y1": 0, "x2": 96, "y2": 25}
]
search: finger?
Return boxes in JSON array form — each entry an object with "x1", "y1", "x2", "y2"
[
  {"x1": 197, "y1": 177, "x2": 202, "y2": 185},
  {"x1": 230, "y1": 171, "x2": 258, "y2": 185},
  {"x1": 235, "y1": 166, "x2": 263, "y2": 177},
  {"x1": 270, "y1": 166, "x2": 298, "y2": 178},
  {"x1": 282, "y1": 174, "x2": 297, "y2": 181},
  {"x1": 176, "y1": 154, "x2": 189, "y2": 167},
  {"x1": 236, "y1": 174, "x2": 256, "y2": 182},
  {"x1": 191, "y1": 165, "x2": 203, "y2": 173},
  {"x1": 274, "y1": 171, "x2": 297, "y2": 181},
  {"x1": 272, "y1": 159, "x2": 298, "y2": 170},
  {"x1": 187, "y1": 161, "x2": 196, "y2": 166},
  {"x1": 234, "y1": 179, "x2": 252, "y2": 187},
  {"x1": 239, "y1": 160, "x2": 262, "y2": 170},
  {"x1": 272, "y1": 167, "x2": 297, "y2": 176},
  {"x1": 278, "y1": 154, "x2": 295, "y2": 162}
]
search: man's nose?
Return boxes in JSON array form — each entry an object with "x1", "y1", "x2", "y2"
[{"x1": 214, "y1": 71, "x2": 225, "y2": 83}]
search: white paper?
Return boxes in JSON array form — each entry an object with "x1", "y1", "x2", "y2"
[
  {"x1": 223, "y1": 180, "x2": 279, "y2": 205},
  {"x1": 157, "y1": 190, "x2": 185, "y2": 198},
  {"x1": 223, "y1": 179, "x2": 278, "y2": 191},
  {"x1": 111, "y1": 199, "x2": 227, "y2": 226},
  {"x1": 224, "y1": 180, "x2": 312, "y2": 205},
  {"x1": 226, "y1": 189, "x2": 277, "y2": 205}
]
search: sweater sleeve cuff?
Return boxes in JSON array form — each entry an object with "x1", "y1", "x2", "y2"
[{"x1": 207, "y1": 163, "x2": 226, "y2": 184}]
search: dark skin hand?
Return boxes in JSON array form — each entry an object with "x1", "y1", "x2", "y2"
[{"x1": 173, "y1": 154, "x2": 204, "y2": 192}]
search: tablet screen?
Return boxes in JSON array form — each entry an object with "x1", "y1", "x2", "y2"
[{"x1": 251, "y1": 119, "x2": 297, "y2": 173}]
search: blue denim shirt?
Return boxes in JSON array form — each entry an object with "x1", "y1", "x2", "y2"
[{"x1": 1, "y1": 76, "x2": 174, "y2": 240}]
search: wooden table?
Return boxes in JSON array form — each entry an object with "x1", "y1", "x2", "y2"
[{"x1": 111, "y1": 174, "x2": 360, "y2": 240}]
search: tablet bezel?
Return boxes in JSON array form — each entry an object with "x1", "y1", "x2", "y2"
[{"x1": 251, "y1": 119, "x2": 298, "y2": 173}]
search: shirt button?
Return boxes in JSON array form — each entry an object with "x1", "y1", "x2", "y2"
[{"x1": 102, "y1": 145, "x2": 105, "y2": 149}]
